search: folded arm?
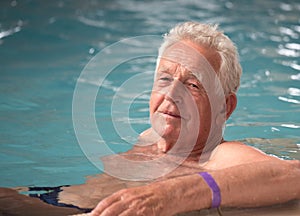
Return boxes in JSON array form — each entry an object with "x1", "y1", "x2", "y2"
[{"x1": 90, "y1": 159, "x2": 300, "y2": 216}]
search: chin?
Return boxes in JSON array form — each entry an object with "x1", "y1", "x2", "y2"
[{"x1": 158, "y1": 124, "x2": 180, "y2": 139}]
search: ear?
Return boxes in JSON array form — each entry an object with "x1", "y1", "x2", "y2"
[{"x1": 225, "y1": 93, "x2": 237, "y2": 120}]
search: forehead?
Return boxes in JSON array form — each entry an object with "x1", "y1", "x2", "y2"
[
  {"x1": 157, "y1": 41, "x2": 217, "y2": 81},
  {"x1": 157, "y1": 58, "x2": 197, "y2": 79},
  {"x1": 160, "y1": 42, "x2": 206, "y2": 71}
]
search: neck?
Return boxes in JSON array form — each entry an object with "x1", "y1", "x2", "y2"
[{"x1": 137, "y1": 128, "x2": 224, "y2": 162}]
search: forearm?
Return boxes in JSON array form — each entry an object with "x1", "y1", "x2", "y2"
[
  {"x1": 159, "y1": 160, "x2": 300, "y2": 214},
  {"x1": 214, "y1": 160, "x2": 300, "y2": 207},
  {"x1": 154, "y1": 174, "x2": 212, "y2": 214}
]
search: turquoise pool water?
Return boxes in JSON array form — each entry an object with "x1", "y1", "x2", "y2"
[{"x1": 1, "y1": 0, "x2": 300, "y2": 188}]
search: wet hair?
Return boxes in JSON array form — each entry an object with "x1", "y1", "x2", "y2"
[{"x1": 158, "y1": 21, "x2": 242, "y2": 95}]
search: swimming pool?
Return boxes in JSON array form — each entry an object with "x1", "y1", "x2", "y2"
[{"x1": 1, "y1": 0, "x2": 299, "y2": 190}]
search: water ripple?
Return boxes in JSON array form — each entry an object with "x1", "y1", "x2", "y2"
[
  {"x1": 242, "y1": 138, "x2": 300, "y2": 160},
  {"x1": 278, "y1": 96, "x2": 300, "y2": 104},
  {"x1": 279, "y1": 27, "x2": 299, "y2": 39},
  {"x1": 277, "y1": 47, "x2": 300, "y2": 57},
  {"x1": 0, "y1": 23, "x2": 22, "y2": 40},
  {"x1": 0, "y1": 97, "x2": 39, "y2": 111},
  {"x1": 77, "y1": 16, "x2": 106, "y2": 28},
  {"x1": 281, "y1": 124, "x2": 300, "y2": 129},
  {"x1": 280, "y1": 3, "x2": 293, "y2": 11},
  {"x1": 289, "y1": 62, "x2": 300, "y2": 71},
  {"x1": 285, "y1": 43, "x2": 300, "y2": 50},
  {"x1": 288, "y1": 87, "x2": 300, "y2": 96},
  {"x1": 291, "y1": 73, "x2": 300, "y2": 80}
]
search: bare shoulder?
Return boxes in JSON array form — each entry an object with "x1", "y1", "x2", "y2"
[
  {"x1": 204, "y1": 141, "x2": 280, "y2": 170},
  {"x1": 217, "y1": 141, "x2": 267, "y2": 156}
]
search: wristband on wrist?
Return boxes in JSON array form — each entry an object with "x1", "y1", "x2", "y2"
[{"x1": 199, "y1": 172, "x2": 221, "y2": 209}]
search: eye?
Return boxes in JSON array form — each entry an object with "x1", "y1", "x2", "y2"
[
  {"x1": 159, "y1": 77, "x2": 172, "y2": 82},
  {"x1": 186, "y1": 80, "x2": 206, "y2": 95},
  {"x1": 187, "y1": 81, "x2": 200, "y2": 90},
  {"x1": 156, "y1": 72, "x2": 173, "y2": 83},
  {"x1": 188, "y1": 83, "x2": 200, "y2": 89}
]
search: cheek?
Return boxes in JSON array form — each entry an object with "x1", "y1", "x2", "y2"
[
  {"x1": 196, "y1": 99, "x2": 212, "y2": 130},
  {"x1": 187, "y1": 95, "x2": 210, "y2": 124},
  {"x1": 149, "y1": 92, "x2": 164, "y2": 115}
]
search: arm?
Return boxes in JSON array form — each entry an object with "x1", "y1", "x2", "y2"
[
  {"x1": 181, "y1": 160, "x2": 300, "y2": 210},
  {"x1": 90, "y1": 160, "x2": 300, "y2": 216}
]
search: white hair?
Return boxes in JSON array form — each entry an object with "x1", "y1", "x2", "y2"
[{"x1": 157, "y1": 21, "x2": 242, "y2": 95}]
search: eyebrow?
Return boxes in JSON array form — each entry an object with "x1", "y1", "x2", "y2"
[
  {"x1": 157, "y1": 66, "x2": 171, "y2": 73},
  {"x1": 187, "y1": 71, "x2": 199, "y2": 79},
  {"x1": 157, "y1": 68, "x2": 200, "y2": 81}
]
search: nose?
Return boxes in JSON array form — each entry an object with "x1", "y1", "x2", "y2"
[{"x1": 165, "y1": 80, "x2": 184, "y2": 104}]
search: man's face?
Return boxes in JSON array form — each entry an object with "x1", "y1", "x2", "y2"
[{"x1": 149, "y1": 40, "x2": 223, "y2": 154}]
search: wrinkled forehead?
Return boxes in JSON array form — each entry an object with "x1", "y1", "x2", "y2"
[{"x1": 157, "y1": 41, "x2": 216, "y2": 82}]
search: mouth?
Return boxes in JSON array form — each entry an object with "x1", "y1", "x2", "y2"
[{"x1": 159, "y1": 110, "x2": 181, "y2": 119}]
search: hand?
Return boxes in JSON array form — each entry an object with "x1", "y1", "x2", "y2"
[
  {"x1": 286, "y1": 159, "x2": 300, "y2": 168},
  {"x1": 90, "y1": 183, "x2": 174, "y2": 216}
]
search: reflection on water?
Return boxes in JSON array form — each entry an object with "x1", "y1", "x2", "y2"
[{"x1": 242, "y1": 137, "x2": 300, "y2": 160}]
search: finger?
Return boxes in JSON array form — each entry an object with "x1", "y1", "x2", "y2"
[
  {"x1": 118, "y1": 204, "x2": 157, "y2": 216},
  {"x1": 100, "y1": 201, "x2": 130, "y2": 216},
  {"x1": 119, "y1": 208, "x2": 135, "y2": 216},
  {"x1": 90, "y1": 194, "x2": 121, "y2": 216}
]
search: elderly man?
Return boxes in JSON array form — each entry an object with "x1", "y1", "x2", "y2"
[{"x1": 89, "y1": 22, "x2": 300, "y2": 215}]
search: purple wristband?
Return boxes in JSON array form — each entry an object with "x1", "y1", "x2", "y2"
[{"x1": 199, "y1": 172, "x2": 221, "y2": 208}]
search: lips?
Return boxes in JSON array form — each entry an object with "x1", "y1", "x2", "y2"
[{"x1": 159, "y1": 110, "x2": 181, "y2": 118}]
